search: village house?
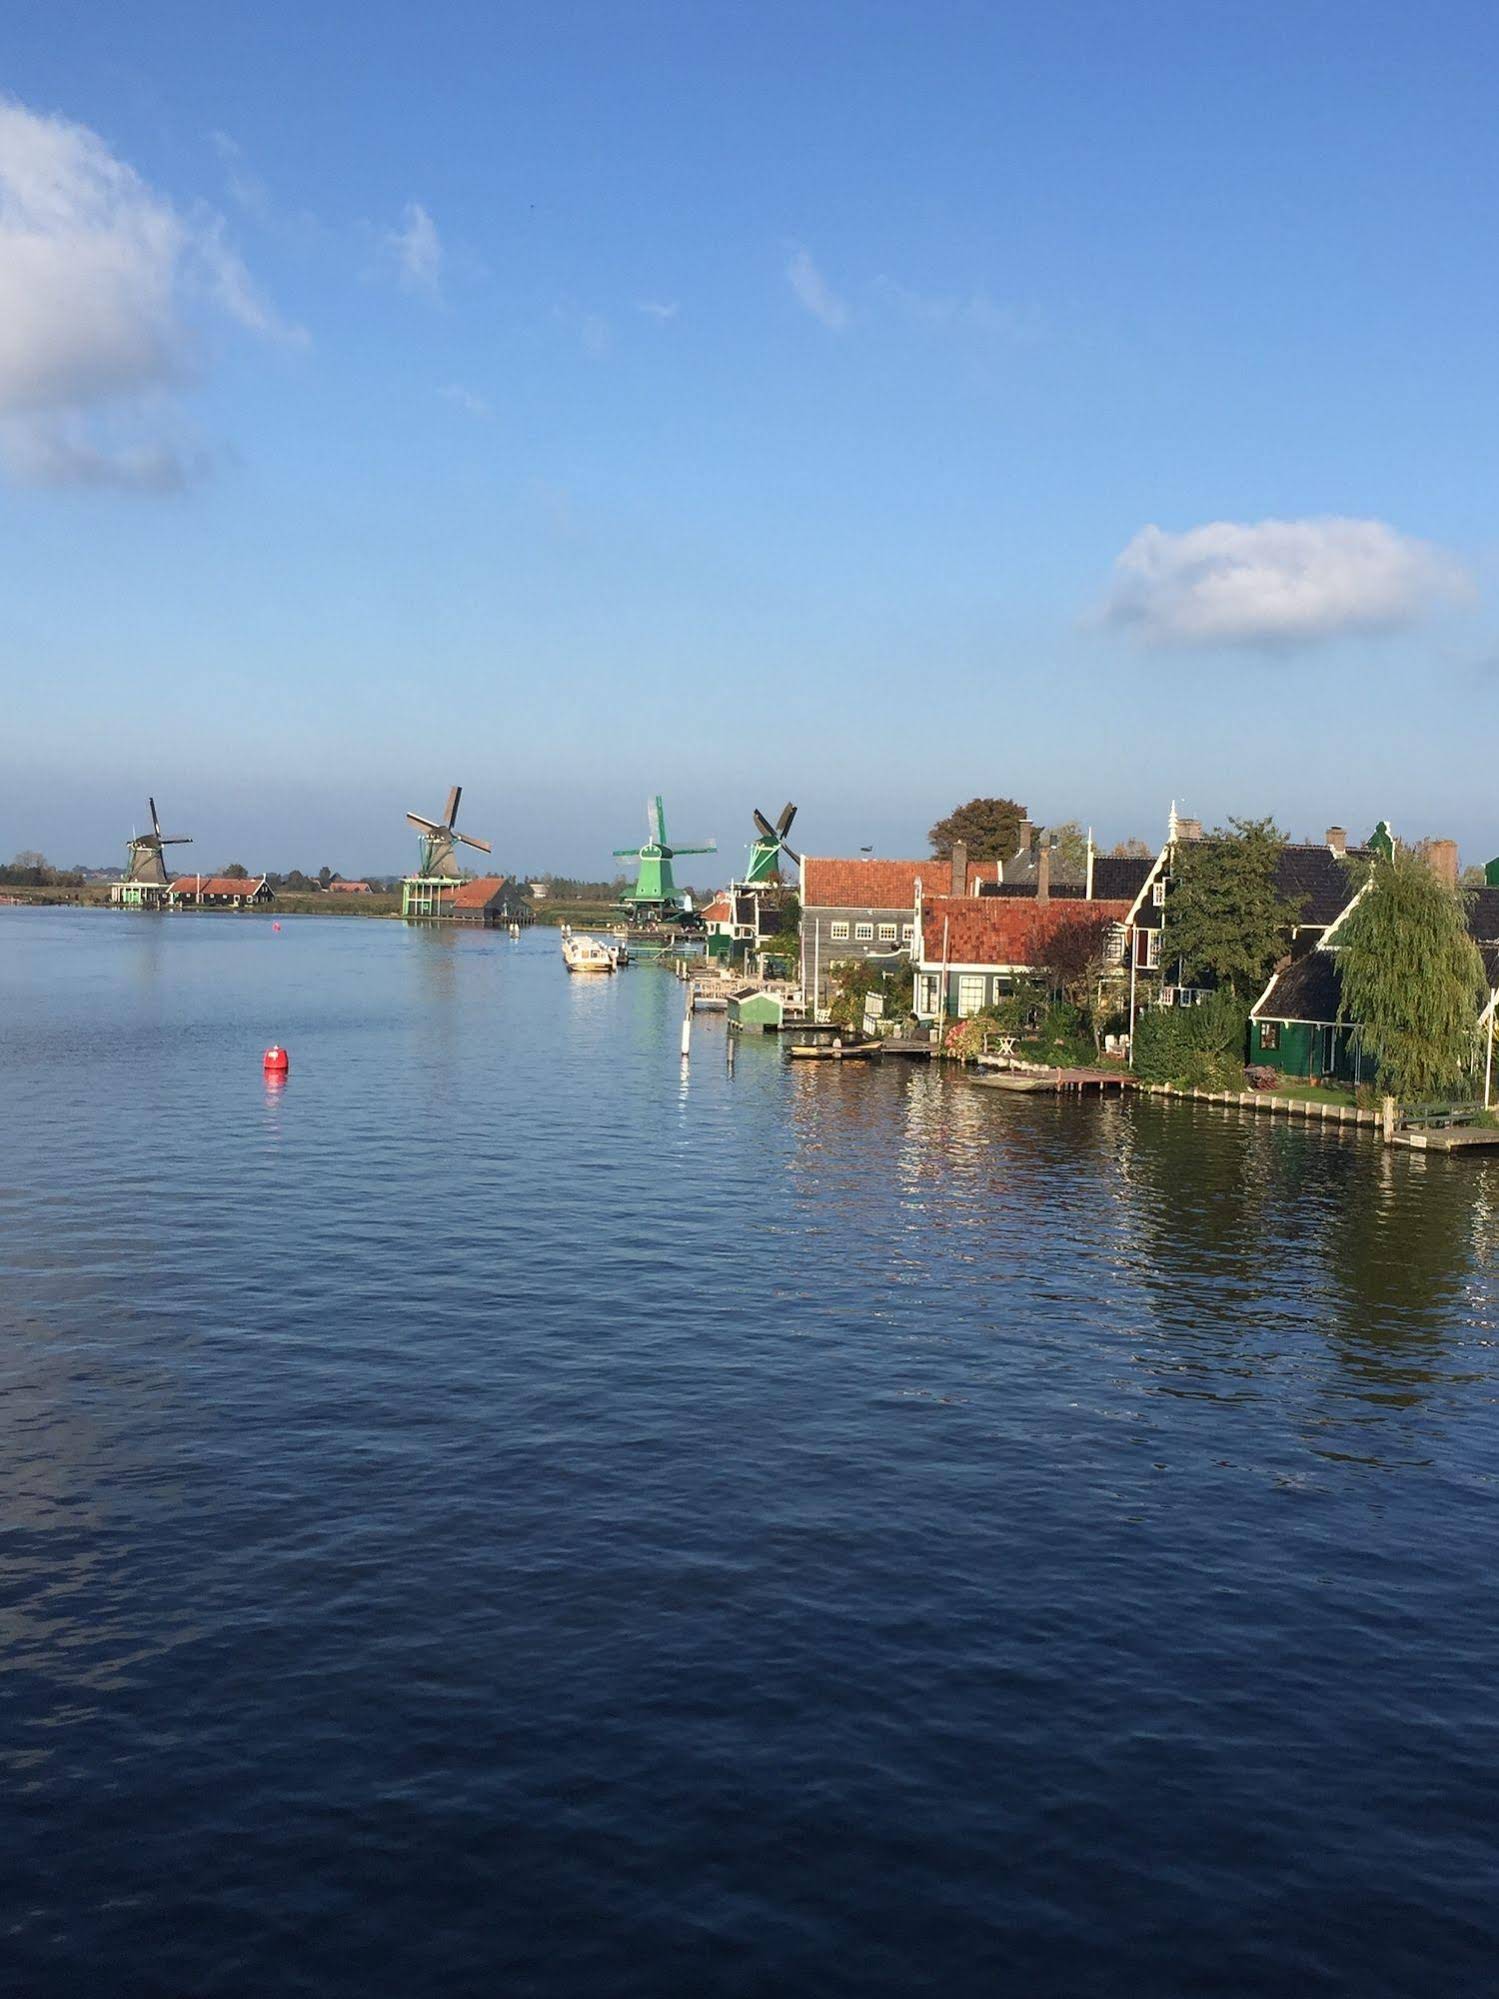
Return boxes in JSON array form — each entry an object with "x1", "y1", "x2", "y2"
[
  {"x1": 913, "y1": 851, "x2": 1147, "y2": 1021},
  {"x1": 402, "y1": 876, "x2": 533, "y2": 926},
  {"x1": 1249, "y1": 884, "x2": 1499, "y2": 1094},
  {"x1": 1123, "y1": 823, "x2": 1370, "y2": 1017},
  {"x1": 799, "y1": 852, "x2": 976, "y2": 1005},
  {"x1": 169, "y1": 874, "x2": 275, "y2": 909},
  {"x1": 326, "y1": 879, "x2": 373, "y2": 895}
]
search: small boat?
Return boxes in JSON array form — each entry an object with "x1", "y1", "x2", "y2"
[
  {"x1": 785, "y1": 1039, "x2": 881, "y2": 1061},
  {"x1": 562, "y1": 934, "x2": 619, "y2": 974}
]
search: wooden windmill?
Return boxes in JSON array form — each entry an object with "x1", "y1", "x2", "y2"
[
  {"x1": 613, "y1": 795, "x2": 716, "y2": 925},
  {"x1": 402, "y1": 784, "x2": 493, "y2": 918},
  {"x1": 116, "y1": 797, "x2": 191, "y2": 908},
  {"x1": 746, "y1": 802, "x2": 800, "y2": 885},
  {"x1": 406, "y1": 784, "x2": 492, "y2": 878}
]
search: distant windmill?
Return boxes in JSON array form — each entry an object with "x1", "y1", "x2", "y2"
[
  {"x1": 614, "y1": 794, "x2": 716, "y2": 922},
  {"x1": 117, "y1": 797, "x2": 191, "y2": 907},
  {"x1": 406, "y1": 784, "x2": 492, "y2": 880},
  {"x1": 746, "y1": 802, "x2": 800, "y2": 885}
]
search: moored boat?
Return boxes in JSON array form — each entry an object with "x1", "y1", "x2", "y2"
[{"x1": 562, "y1": 934, "x2": 619, "y2": 974}]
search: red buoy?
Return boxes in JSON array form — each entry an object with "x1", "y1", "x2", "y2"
[{"x1": 263, "y1": 1045, "x2": 289, "y2": 1074}]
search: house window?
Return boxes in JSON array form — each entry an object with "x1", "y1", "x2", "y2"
[
  {"x1": 854, "y1": 922, "x2": 874, "y2": 942},
  {"x1": 830, "y1": 921, "x2": 850, "y2": 941},
  {"x1": 1137, "y1": 929, "x2": 1161, "y2": 970},
  {"x1": 957, "y1": 974, "x2": 987, "y2": 1018},
  {"x1": 1260, "y1": 1023, "x2": 1280, "y2": 1051},
  {"x1": 917, "y1": 974, "x2": 940, "y2": 1015},
  {"x1": 901, "y1": 924, "x2": 914, "y2": 945},
  {"x1": 878, "y1": 922, "x2": 897, "y2": 942},
  {"x1": 1151, "y1": 878, "x2": 1167, "y2": 907}
]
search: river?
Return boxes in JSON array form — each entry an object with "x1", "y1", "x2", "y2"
[{"x1": 2, "y1": 907, "x2": 1496, "y2": 1995}]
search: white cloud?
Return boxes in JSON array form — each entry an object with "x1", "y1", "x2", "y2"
[
  {"x1": 385, "y1": 200, "x2": 442, "y2": 296},
  {"x1": 636, "y1": 299, "x2": 679, "y2": 322},
  {"x1": 1103, "y1": 517, "x2": 1470, "y2": 648},
  {"x1": 438, "y1": 382, "x2": 492, "y2": 420},
  {"x1": 786, "y1": 246, "x2": 847, "y2": 330},
  {"x1": 0, "y1": 96, "x2": 301, "y2": 491}
]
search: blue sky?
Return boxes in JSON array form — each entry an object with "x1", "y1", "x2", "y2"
[{"x1": 2, "y1": 0, "x2": 1497, "y2": 878}]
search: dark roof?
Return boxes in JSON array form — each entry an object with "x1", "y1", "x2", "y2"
[
  {"x1": 979, "y1": 880, "x2": 1087, "y2": 899},
  {"x1": 1467, "y1": 887, "x2": 1499, "y2": 941},
  {"x1": 1091, "y1": 855, "x2": 1155, "y2": 902},
  {"x1": 1481, "y1": 944, "x2": 1499, "y2": 992},
  {"x1": 1274, "y1": 844, "x2": 1365, "y2": 926},
  {"x1": 1253, "y1": 949, "x2": 1342, "y2": 1024}
]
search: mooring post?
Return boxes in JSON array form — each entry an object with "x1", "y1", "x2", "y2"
[{"x1": 1382, "y1": 1094, "x2": 1397, "y2": 1145}]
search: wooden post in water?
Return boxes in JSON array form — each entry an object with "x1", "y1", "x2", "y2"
[{"x1": 1381, "y1": 1094, "x2": 1397, "y2": 1145}]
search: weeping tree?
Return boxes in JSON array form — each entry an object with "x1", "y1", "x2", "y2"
[{"x1": 1336, "y1": 846, "x2": 1486, "y2": 1101}]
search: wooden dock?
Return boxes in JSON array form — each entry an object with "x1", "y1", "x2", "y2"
[
  {"x1": 972, "y1": 1065, "x2": 1135, "y2": 1094},
  {"x1": 1393, "y1": 1125, "x2": 1499, "y2": 1152}
]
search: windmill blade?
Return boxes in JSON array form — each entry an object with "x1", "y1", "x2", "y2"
[
  {"x1": 407, "y1": 812, "x2": 445, "y2": 834},
  {"x1": 672, "y1": 840, "x2": 718, "y2": 855},
  {"x1": 612, "y1": 847, "x2": 643, "y2": 859},
  {"x1": 148, "y1": 797, "x2": 163, "y2": 840},
  {"x1": 780, "y1": 843, "x2": 802, "y2": 866},
  {"x1": 777, "y1": 802, "x2": 798, "y2": 838},
  {"x1": 443, "y1": 784, "x2": 462, "y2": 828},
  {"x1": 752, "y1": 808, "x2": 777, "y2": 841},
  {"x1": 457, "y1": 832, "x2": 492, "y2": 853},
  {"x1": 648, "y1": 795, "x2": 667, "y2": 845},
  {"x1": 158, "y1": 834, "x2": 192, "y2": 846}
]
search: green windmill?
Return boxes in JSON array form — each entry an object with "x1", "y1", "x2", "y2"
[
  {"x1": 614, "y1": 795, "x2": 717, "y2": 924},
  {"x1": 746, "y1": 802, "x2": 801, "y2": 885}
]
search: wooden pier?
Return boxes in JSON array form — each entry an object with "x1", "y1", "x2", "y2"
[{"x1": 972, "y1": 1066, "x2": 1135, "y2": 1094}]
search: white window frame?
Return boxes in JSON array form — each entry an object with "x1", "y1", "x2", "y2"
[
  {"x1": 956, "y1": 974, "x2": 987, "y2": 1018},
  {"x1": 830, "y1": 920, "x2": 850, "y2": 942},
  {"x1": 854, "y1": 921, "x2": 874, "y2": 942},
  {"x1": 1151, "y1": 878, "x2": 1168, "y2": 907},
  {"x1": 1139, "y1": 929, "x2": 1161, "y2": 970},
  {"x1": 901, "y1": 924, "x2": 914, "y2": 946},
  {"x1": 877, "y1": 922, "x2": 897, "y2": 942}
]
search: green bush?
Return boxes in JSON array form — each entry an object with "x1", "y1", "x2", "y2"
[{"x1": 1133, "y1": 989, "x2": 1248, "y2": 1085}]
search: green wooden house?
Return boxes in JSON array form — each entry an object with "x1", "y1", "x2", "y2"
[{"x1": 1247, "y1": 951, "x2": 1369, "y2": 1083}]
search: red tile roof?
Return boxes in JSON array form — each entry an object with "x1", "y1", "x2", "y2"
[
  {"x1": 170, "y1": 875, "x2": 269, "y2": 898},
  {"x1": 327, "y1": 880, "x2": 371, "y2": 893},
  {"x1": 450, "y1": 875, "x2": 509, "y2": 908},
  {"x1": 701, "y1": 896, "x2": 734, "y2": 923},
  {"x1": 919, "y1": 894, "x2": 1130, "y2": 966},
  {"x1": 802, "y1": 858, "x2": 939, "y2": 908}
]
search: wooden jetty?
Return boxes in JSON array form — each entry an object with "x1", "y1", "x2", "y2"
[{"x1": 972, "y1": 1065, "x2": 1135, "y2": 1095}]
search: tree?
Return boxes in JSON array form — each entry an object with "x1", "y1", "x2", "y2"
[
  {"x1": 1047, "y1": 820, "x2": 1089, "y2": 882},
  {"x1": 1110, "y1": 836, "x2": 1154, "y2": 859},
  {"x1": 1035, "y1": 907, "x2": 1119, "y2": 1048},
  {"x1": 928, "y1": 796, "x2": 1026, "y2": 862},
  {"x1": 318, "y1": 866, "x2": 333, "y2": 888},
  {"x1": 222, "y1": 862, "x2": 249, "y2": 880},
  {"x1": 1164, "y1": 817, "x2": 1297, "y2": 998},
  {"x1": 1336, "y1": 846, "x2": 1485, "y2": 1101}
]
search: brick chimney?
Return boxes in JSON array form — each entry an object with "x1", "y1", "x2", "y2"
[
  {"x1": 1013, "y1": 817, "x2": 1034, "y2": 862},
  {"x1": 950, "y1": 840, "x2": 969, "y2": 898},
  {"x1": 1426, "y1": 838, "x2": 1459, "y2": 889},
  {"x1": 1036, "y1": 840, "x2": 1051, "y2": 906},
  {"x1": 1326, "y1": 826, "x2": 1347, "y2": 857}
]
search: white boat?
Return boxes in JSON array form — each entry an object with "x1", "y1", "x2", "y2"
[{"x1": 562, "y1": 933, "x2": 619, "y2": 974}]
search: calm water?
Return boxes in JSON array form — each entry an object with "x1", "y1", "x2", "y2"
[{"x1": 2, "y1": 908, "x2": 1497, "y2": 1996}]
